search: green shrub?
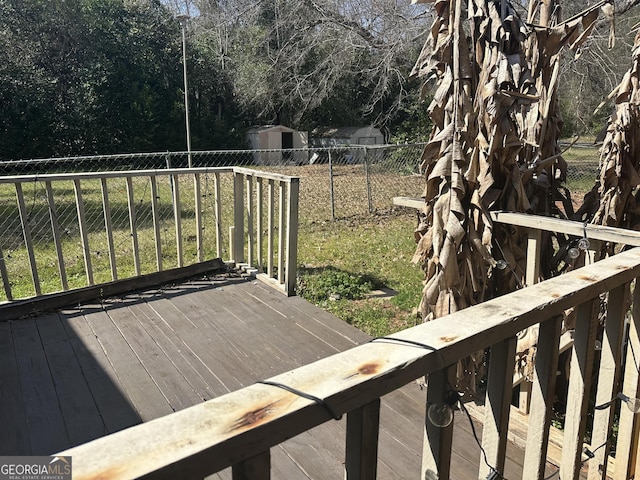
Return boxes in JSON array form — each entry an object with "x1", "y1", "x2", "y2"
[{"x1": 297, "y1": 268, "x2": 372, "y2": 303}]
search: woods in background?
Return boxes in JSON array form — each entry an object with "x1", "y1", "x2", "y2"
[{"x1": 2, "y1": 0, "x2": 639, "y2": 162}]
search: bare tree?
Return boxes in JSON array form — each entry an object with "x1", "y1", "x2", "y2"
[{"x1": 165, "y1": 0, "x2": 433, "y2": 128}]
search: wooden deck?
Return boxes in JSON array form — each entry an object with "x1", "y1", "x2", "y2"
[{"x1": 0, "y1": 272, "x2": 566, "y2": 479}]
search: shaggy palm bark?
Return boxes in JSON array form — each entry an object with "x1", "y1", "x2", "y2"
[
  {"x1": 591, "y1": 32, "x2": 640, "y2": 239},
  {"x1": 411, "y1": 0, "x2": 610, "y2": 385}
]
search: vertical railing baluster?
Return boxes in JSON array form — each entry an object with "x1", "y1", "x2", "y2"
[
  {"x1": 589, "y1": 284, "x2": 627, "y2": 480},
  {"x1": 480, "y1": 336, "x2": 517, "y2": 478},
  {"x1": 246, "y1": 175, "x2": 254, "y2": 267},
  {"x1": 125, "y1": 177, "x2": 141, "y2": 276},
  {"x1": 422, "y1": 365, "x2": 456, "y2": 480},
  {"x1": 194, "y1": 173, "x2": 203, "y2": 263},
  {"x1": 277, "y1": 181, "x2": 285, "y2": 284},
  {"x1": 213, "y1": 172, "x2": 223, "y2": 260},
  {"x1": 73, "y1": 179, "x2": 93, "y2": 286},
  {"x1": 231, "y1": 450, "x2": 270, "y2": 480},
  {"x1": 267, "y1": 179, "x2": 275, "y2": 280},
  {"x1": 525, "y1": 229, "x2": 542, "y2": 287},
  {"x1": 100, "y1": 177, "x2": 117, "y2": 281},
  {"x1": 172, "y1": 173, "x2": 183, "y2": 268},
  {"x1": 522, "y1": 315, "x2": 562, "y2": 480},
  {"x1": 520, "y1": 228, "x2": 544, "y2": 413},
  {"x1": 256, "y1": 178, "x2": 263, "y2": 271},
  {"x1": 345, "y1": 398, "x2": 380, "y2": 480},
  {"x1": 15, "y1": 182, "x2": 41, "y2": 295},
  {"x1": 233, "y1": 171, "x2": 244, "y2": 264},
  {"x1": 561, "y1": 299, "x2": 599, "y2": 480},
  {"x1": 150, "y1": 176, "x2": 162, "y2": 272},
  {"x1": 614, "y1": 281, "x2": 640, "y2": 480},
  {"x1": 45, "y1": 180, "x2": 68, "y2": 290},
  {"x1": 285, "y1": 179, "x2": 299, "y2": 296},
  {"x1": 0, "y1": 242, "x2": 12, "y2": 300}
]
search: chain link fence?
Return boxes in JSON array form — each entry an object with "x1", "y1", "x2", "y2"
[
  {"x1": 560, "y1": 142, "x2": 601, "y2": 200},
  {"x1": 0, "y1": 143, "x2": 603, "y2": 224},
  {"x1": 0, "y1": 144, "x2": 428, "y2": 224}
]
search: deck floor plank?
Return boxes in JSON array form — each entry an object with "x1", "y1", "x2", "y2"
[
  {"x1": 59, "y1": 307, "x2": 142, "y2": 435},
  {"x1": 126, "y1": 295, "x2": 221, "y2": 402},
  {"x1": 83, "y1": 305, "x2": 174, "y2": 421},
  {"x1": 148, "y1": 289, "x2": 259, "y2": 392},
  {"x1": 104, "y1": 298, "x2": 204, "y2": 412},
  {"x1": 0, "y1": 321, "x2": 30, "y2": 455},
  {"x1": 36, "y1": 314, "x2": 108, "y2": 446},
  {"x1": 11, "y1": 318, "x2": 71, "y2": 454}
]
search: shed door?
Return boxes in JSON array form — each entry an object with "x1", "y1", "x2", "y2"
[{"x1": 282, "y1": 132, "x2": 294, "y2": 149}]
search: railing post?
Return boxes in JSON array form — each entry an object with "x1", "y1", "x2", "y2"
[
  {"x1": 328, "y1": 150, "x2": 335, "y2": 221},
  {"x1": 522, "y1": 315, "x2": 562, "y2": 480},
  {"x1": 561, "y1": 299, "x2": 599, "y2": 480},
  {"x1": 614, "y1": 282, "x2": 640, "y2": 480},
  {"x1": 285, "y1": 179, "x2": 299, "y2": 296},
  {"x1": 233, "y1": 171, "x2": 245, "y2": 264},
  {"x1": 520, "y1": 228, "x2": 543, "y2": 414},
  {"x1": 232, "y1": 450, "x2": 270, "y2": 480},
  {"x1": 589, "y1": 284, "x2": 627, "y2": 480},
  {"x1": 422, "y1": 365, "x2": 456, "y2": 480},
  {"x1": 364, "y1": 147, "x2": 373, "y2": 214},
  {"x1": 480, "y1": 336, "x2": 517, "y2": 479},
  {"x1": 345, "y1": 398, "x2": 381, "y2": 480}
]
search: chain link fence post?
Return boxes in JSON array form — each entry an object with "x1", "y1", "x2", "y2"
[
  {"x1": 364, "y1": 146, "x2": 373, "y2": 214},
  {"x1": 328, "y1": 150, "x2": 335, "y2": 221}
]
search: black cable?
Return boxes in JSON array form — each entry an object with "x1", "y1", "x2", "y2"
[
  {"x1": 257, "y1": 380, "x2": 342, "y2": 420},
  {"x1": 370, "y1": 336, "x2": 437, "y2": 351}
]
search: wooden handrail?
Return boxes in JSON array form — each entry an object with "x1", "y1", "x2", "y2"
[{"x1": 58, "y1": 248, "x2": 640, "y2": 480}]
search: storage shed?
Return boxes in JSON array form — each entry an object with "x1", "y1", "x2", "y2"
[
  {"x1": 310, "y1": 126, "x2": 384, "y2": 147},
  {"x1": 246, "y1": 125, "x2": 308, "y2": 164}
]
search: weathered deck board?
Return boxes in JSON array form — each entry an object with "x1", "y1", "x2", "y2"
[
  {"x1": 11, "y1": 318, "x2": 71, "y2": 454},
  {"x1": 2, "y1": 272, "x2": 554, "y2": 478},
  {"x1": 61, "y1": 306, "x2": 142, "y2": 434},
  {"x1": 82, "y1": 306, "x2": 174, "y2": 421},
  {"x1": 36, "y1": 314, "x2": 107, "y2": 445},
  {"x1": 0, "y1": 321, "x2": 30, "y2": 455}
]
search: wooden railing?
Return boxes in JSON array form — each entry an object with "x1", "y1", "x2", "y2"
[
  {"x1": 0, "y1": 167, "x2": 299, "y2": 310},
  {"x1": 58, "y1": 243, "x2": 640, "y2": 479}
]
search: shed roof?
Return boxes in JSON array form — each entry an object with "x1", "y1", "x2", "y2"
[
  {"x1": 311, "y1": 126, "x2": 380, "y2": 138},
  {"x1": 247, "y1": 125, "x2": 297, "y2": 134}
]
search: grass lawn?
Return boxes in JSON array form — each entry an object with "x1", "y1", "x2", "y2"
[{"x1": 297, "y1": 211, "x2": 424, "y2": 336}]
